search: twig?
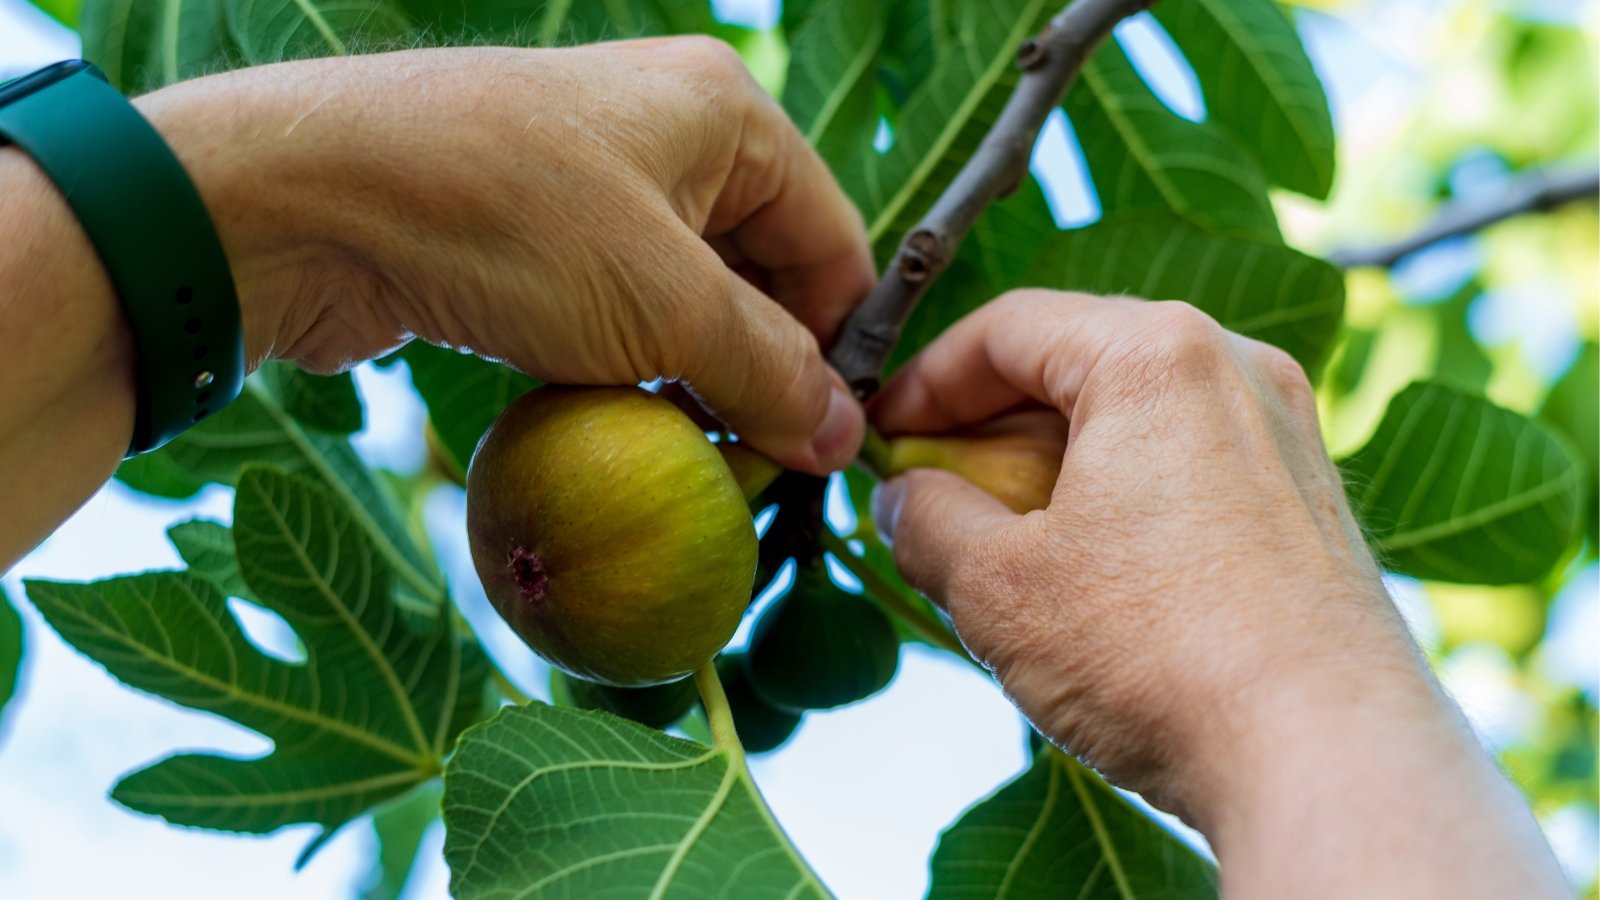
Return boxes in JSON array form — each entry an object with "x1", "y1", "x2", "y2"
[
  {"x1": 827, "y1": 0, "x2": 1155, "y2": 395},
  {"x1": 1327, "y1": 167, "x2": 1600, "y2": 270}
]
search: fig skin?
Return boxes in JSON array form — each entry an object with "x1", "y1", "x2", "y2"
[
  {"x1": 877, "y1": 411, "x2": 1068, "y2": 514},
  {"x1": 746, "y1": 562, "x2": 900, "y2": 712},
  {"x1": 466, "y1": 385, "x2": 757, "y2": 687},
  {"x1": 551, "y1": 670, "x2": 697, "y2": 729}
]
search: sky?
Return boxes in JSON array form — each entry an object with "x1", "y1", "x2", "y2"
[{"x1": 0, "y1": 0, "x2": 1595, "y2": 897}]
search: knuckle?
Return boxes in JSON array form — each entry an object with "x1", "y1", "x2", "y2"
[
  {"x1": 1256, "y1": 342, "x2": 1314, "y2": 402},
  {"x1": 665, "y1": 35, "x2": 749, "y2": 87},
  {"x1": 1144, "y1": 301, "x2": 1225, "y2": 356}
]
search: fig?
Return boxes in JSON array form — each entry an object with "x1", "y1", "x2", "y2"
[
  {"x1": 550, "y1": 670, "x2": 697, "y2": 729},
  {"x1": 873, "y1": 411, "x2": 1067, "y2": 514},
  {"x1": 717, "y1": 442, "x2": 783, "y2": 505},
  {"x1": 714, "y1": 653, "x2": 802, "y2": 754},
  {"x1": 466, "y1": 385, "x2": 756, "y2": 686},
  {"x1": 746, "y1": 561, "x2": 900, "y2": 711}
]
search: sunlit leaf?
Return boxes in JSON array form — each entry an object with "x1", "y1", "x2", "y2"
[
  {"x1": 1343, "y1": 381, "x2": 1585, "y2": 583},
  {"x1": 168, "y1": 518, "x2": 255, "y2": 600},
  {"x1": 1541, "y1": 342, "x2": 1598, "y2": 548},
  {"x1": 26, "y1": 0, "x2": 79, "y2": 27},
  {"x1": 443, "y1": 702, "x2": 829, "y2": 898},
  {"x1": 1025, "y1": 211, "x2": 1344, "y2": 368},
  {"x1": 80, "y1": 0, "x2": 237, "y2": 92},
  {"x1": 1152, "y1": 0, "x2": 1336, "y2": 198},
  {"x1": 24, "y1": 467, "x2": 488, "y2": 836},
  {"x1": 928, "y1": 750, "x2": 1216, "y2": 899},
  {"x1": 1065, "y1": 39, "x2": 1278, "y2": 241}
]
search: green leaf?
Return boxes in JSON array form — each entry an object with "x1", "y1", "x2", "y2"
[
  {"x1": 1024, "y1": 211, "x2": 1344, "y2": 368},
  {"x1": 399, "y1": 343, "x2": 539, "y2": 475},
  {"x1": 223, "y1": 0, "x2": 411, "y2": 64},
  {"x1": 1426, "y1": 281, "x2": 1494, "y2": 393},
  {"x1": 1065, "y1": 38, "x2": 1278, "y2": 241},
  {"x1": 0, "y1": 586, "x2": 22, "y2": 732},
  {"x1": 403, "y1": 0, "x2": 713, "y2": 48},
  {"x1": 27, "y1": 0, "x2": 80, "y2": 27},
  {"x1": 115, "y1": 449, "x2": 207, "y2": 500},
  {"x1": 1152, "y1": 0, "x2": 1336, "y2": 198},
  {"x1": 24, "y1": 466, "x2": 488, "y2": 835},
  {"x1": 928, "y1": 751, "x2": 1217, "y2": 899},
  {"x1": 1542, "y1": 343, "x2": 1598, "y2": 547},
  {"x1": 79, "y1": 0, "x2": 238, "y2": 92},
  {"x1": 782, "y1": 0, "x2": 886, "y2": 191},
  {"x1": 139, "y1": 382, "x2": 439, "y2": 612},
  {"x1": 891, "y1": 176, "x2": 1056, "y2": 370},
  {"x1": 257, "y1": 363, "x2": 365, "y2": 434},
  {"x1": 168, "y1": 518, "x2": 255, "y2": 600},
  {"x1": 1342, "y1": 381, "x2": 1586, "y2": 584},
  {"x1": 443, "y1": 703, "x2": 829, "y2": 898},
  {"x1": 860, "y1": 0, "x2": 1055, "y2": 256},
  {"x1": 361, "y1": 781, "x2": 443, "y2": 900}
]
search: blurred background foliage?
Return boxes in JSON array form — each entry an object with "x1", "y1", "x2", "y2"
[{"x1": 1281, "y1": 1, "x2": 1597, "y2": 893}]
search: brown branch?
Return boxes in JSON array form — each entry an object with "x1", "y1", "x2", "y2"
[
  {"x1": 1327, "y1": 166, "x2": 1600, "y2": 270},
  {"x1": 827, "y1": 0, "x2": 1156, "y2": 396}
]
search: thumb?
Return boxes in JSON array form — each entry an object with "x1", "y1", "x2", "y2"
[
  {"x1": 680, "y1": 269, "x2": 863, "y2": 474},
  {"x1": 874, "y1": 469, "x2": 1016, "y2": 603}
]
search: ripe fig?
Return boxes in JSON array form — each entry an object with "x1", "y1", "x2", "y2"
[
  {"x1": 714, "y1": 653, "x2": 802, "y2": 754},
  {"x1": 875, "y1": 411, "x2": 1067, "y2": 514},
  {"x1": 746, "y1": 561, "x2": 900, "y2": 712},
  {"x1": 467, "y1": 385, "x2": 757, "y2": 686},
  {"x1": 551, "y1": 670, "x2": 697, "y2": 729}
]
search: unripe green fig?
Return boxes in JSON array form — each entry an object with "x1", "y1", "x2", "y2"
[
  {"x1": 746, "y1": 562, "x2": 900, "y2": 711},
  {"x1": 717, "y1": 442, "x2": 783, "y2": 505},
  {"x1": 714, "y1": 653, "x2": 802, "y2": 754},
  {"x1": 872, "y1": 411, "x2": 1067, "y2": 514},
  {"x1": 550, "y1": 670, "x2": 697, "y2": 729},
  {"x1": 466, "y1": 385, "x2": 757, "y2": 686}
]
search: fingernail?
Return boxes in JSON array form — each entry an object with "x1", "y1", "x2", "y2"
[
  {"x1": 810, "y1": 386, "x2": 863, "y2": 471},
  {"x1": 872, "y1": 478, "x2": 906, "y2": 542}
]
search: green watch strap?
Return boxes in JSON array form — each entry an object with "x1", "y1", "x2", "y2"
[{"x1": 0, "y1": 60, "x2": 243, "y2": 456}]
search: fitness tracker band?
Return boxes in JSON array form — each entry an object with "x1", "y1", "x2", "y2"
[{"x1": 0, "y1": 60, "x2": 243, "y2": 456}]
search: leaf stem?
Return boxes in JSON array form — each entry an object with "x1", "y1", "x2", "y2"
[
  {"x1": 818, "y1": 530, "x2": 976, "y2": 667},
  {"x1": 487, "y1": 663, "x2": 533, "y2": 707},
  {"x1": 693, "y1": 661, "x2": 744, "y2": 763}
]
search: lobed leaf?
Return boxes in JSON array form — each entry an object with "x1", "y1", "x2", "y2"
[
  {"x1": 443, "y1": 702, "x2": 829, "y2": 899},
  {"x1": 1024, "y1": 211, "x2": 1344, "y2": 368},
  {"x1": 361, "y1": 781, "x2": 443, "y2": 900},
  {"x1": 169, "y1": 518, "x2": 255, "y2": 601},
  {"x1": 1064, "y1": 38, "x2": 1279, "y2": 242},
  {"x1": 1342, "y1": 381, "x2": 1586, "y2": 584},
  {"x1": 24, "y1": 467, "x2": 487, "y2": 836},
  {"x1": 928, "y1": 750, "x2": 1217, "y2": 899}
]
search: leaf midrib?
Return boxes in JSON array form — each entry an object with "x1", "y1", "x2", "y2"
[
  {"x1": 803, "y1": 11, "x2": 885, "y2": 146},
  {"x1": 1381, "y1": 463, "x2": 1579, "y2": 551},
  {"x1": 866, "y1": 0, "x2": 1049, "y2": 243}
]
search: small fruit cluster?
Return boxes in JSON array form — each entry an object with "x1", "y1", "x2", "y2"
[{"x1": 466, "y1": 386, "x2": 903, "y2": 752}]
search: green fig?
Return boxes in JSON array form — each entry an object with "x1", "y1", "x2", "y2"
[
  {"x1": 715, "y1": 653, "x2": 802, "y2": 754},
  {"x1": 746, "y1": 561, "x2": 900, "y2": 711},
  {"x1": 870, "y1": 411, "x2": 1067, "y2": 514},
  {"x1": 466, "y1": 385, "x2": 756, "y2": 686},
  {"x1": 717, "y1": 442, "x2": 783, "y2": 505},
  {"x1": 551, "y1": 670, "x2": 697, "y2": 729}
]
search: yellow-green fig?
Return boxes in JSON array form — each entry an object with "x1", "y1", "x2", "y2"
[
  {"x1": 873, "y1": 411, "x2": 1067, "y2": 514},
  {"x1": 466, "y1": 385, "x2": 757, "y2": 686}
]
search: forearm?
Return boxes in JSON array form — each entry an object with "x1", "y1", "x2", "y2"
[
  {"x1": 1195, "y1": 651, "x2": 1570, "y2": 898},
  {"x1": 0, "y1": 147, "x2": 135, "y2": 570}
]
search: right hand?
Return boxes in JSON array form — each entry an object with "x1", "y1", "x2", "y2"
[{"x1": 868, "y1": 291, "x2": 1568, "y2": 897}]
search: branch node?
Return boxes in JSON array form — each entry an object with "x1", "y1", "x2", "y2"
[
  {"x1": 898, "y1": 230, "x2": 947, "y2": 283},
  {"x1": 1016, "y1": 28, "x2": 1053, "y2": 70}
]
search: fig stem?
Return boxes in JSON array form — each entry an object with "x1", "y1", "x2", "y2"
[
  {"x1": 818, "y1": 530, "x2": 977, "y2": 666},
  {"x1": 857, "y1": 426, "x2": 892, "y2": 479},
  {"x1": 693, "y1": 661, "x2": 744, "y2": 761}
]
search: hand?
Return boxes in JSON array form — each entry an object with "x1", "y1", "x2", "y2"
[
  {"x1": 135, "y1": 40, "x2": 873, "y2": 473},
  {"x1": 869, "y1": 291, "x2": 1568, "y2": 897}
]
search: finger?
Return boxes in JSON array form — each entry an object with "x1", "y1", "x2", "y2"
[
  {"x1": 872, "y1": 290, "x2": 1139, "y2": 436},
  {"x1": 677, "y1": 267, "x2": 863, "y2": 474},
  {"x1": 873, "y1": 469, "x2": 1015, "y2": 603},
  {"x1": 704, "y1": 92, "x2": 876, "y2": 346}
]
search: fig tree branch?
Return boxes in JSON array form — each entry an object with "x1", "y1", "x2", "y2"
[
  {"x1": 827, "y1": 0, "x2": 1156, "y2": 397},
  {"x1": 1326, "y1": 166, "x2": 1600, "y2": 269}
]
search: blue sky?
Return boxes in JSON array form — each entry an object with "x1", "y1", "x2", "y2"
[{"x1": 0, "y1": 0, "x2": 1595, "y2": 896}]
